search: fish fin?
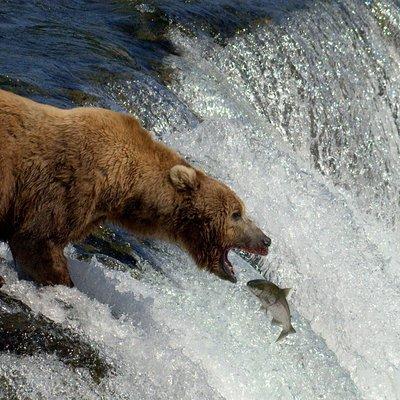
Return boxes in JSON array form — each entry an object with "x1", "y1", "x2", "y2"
[
  {"x1": 276, "y1": 325, "x2": 296, "y2": 342},
  {"x1": 276, "y1": 330, "x2": 289, "y2": 342},
  {"x1": 271, "y1": 318, "x2": 281, "y2": 326},
  {"x1": 282, "y1": 288, "x2": 291, "y2": 297}
]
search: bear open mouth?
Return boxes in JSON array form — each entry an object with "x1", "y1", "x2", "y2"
[{"x1": 221, "y1": 245, "x2": 269, "y2": 284}]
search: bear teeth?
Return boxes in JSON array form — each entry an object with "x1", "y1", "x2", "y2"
[{"x1": 222, "y1": 249, "x2": 236, "y2": 280}]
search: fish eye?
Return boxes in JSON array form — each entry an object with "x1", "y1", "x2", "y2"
[{"x1": 232, "y1": 211, "x2": 242, "y2": 221}]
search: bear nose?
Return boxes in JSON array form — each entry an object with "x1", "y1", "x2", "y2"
[{"x1": 262, "y1": 236, "x2": 272, "y2": 247}]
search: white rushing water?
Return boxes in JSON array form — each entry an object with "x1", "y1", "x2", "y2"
[{"x1": 1, "y1": 1, "x2": 400, "y2": 399}]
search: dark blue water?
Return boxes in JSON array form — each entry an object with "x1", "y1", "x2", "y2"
[{"x1": 0, "y1": 0, "x2": 312, "y2": 107}]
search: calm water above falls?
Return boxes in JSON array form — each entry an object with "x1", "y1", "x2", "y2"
[{"x1": 0, "y1": 1, "x2": 400, "y2": 399}]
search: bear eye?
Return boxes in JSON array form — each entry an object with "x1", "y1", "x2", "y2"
[{"x1": 232, "y1": 211, "x2": 242, "y2": 221}]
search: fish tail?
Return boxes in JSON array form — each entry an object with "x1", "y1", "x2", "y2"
[{"x1": 276, "y1": 325, "x2": 296, "y2": 342}]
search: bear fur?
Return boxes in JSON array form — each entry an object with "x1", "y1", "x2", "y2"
[{"x1": 0, "y1": 89, "x2": 270, "y2": 286}]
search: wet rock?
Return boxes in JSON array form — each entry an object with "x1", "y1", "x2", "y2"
[
  {"x1": 0, "y1": 291, "x2": 111, "y2": 383},
  {"x1": 60, "y1": 88, "x2": 100, "y2": 106},
  {"x1": 0, "y1": 375, "x2": 19, "y2": 400},
  {"x1": 74, "y1": 225, "x2": 142, "y2": 279}
]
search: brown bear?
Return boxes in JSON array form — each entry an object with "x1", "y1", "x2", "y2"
[{"x1": 0, "y1": 89, "x2": 270, "y2": 287}]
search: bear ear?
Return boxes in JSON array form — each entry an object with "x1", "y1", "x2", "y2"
[{"x1": 169, "y1": 165, "x2": 199, "y2": 191}]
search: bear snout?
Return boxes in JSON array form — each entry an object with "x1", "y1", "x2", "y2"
[
  {"x1": 262, "y1": 235, "x2": 272, "y2": 248},
  {"x1": 237, "y1": 222, "x2": 271, "y2": 256}
]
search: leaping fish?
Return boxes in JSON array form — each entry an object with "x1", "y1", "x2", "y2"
[{"x1": 247, "y1": 279, "x2": 295, "y2": 341}]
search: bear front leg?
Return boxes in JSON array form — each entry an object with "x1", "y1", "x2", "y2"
[{"x1": 8, "y1": 236, "x2": 73, "y2": 287}]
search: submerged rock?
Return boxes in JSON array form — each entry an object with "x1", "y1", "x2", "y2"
[
  {"x1": 0, "y1": 291, "x2": 111, "y2": 383},
  {"x1": 0, "y1": 375, "x2": 20, "y2": 400},
  {"x1": 74, "y1": 225, "x2": 142, "y2": 279},
  {"x1": 77, "y1": 225, "x2": 135, "y2": 262}
]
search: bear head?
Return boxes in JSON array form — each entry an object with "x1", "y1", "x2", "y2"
[{"x1": 169, "y1": 165, "x2": 271, "y2": 283}]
